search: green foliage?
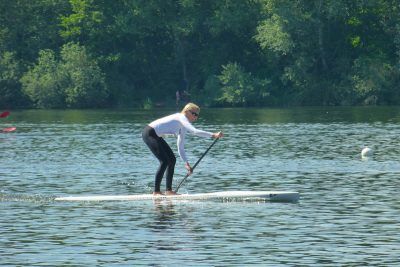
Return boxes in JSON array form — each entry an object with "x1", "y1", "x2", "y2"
[
  {"x1": 350, "y1": 54, "x2": 399, "y2": 104},
  {"x1": 21, "y1": 43, "x2": 108, "y2": 108},
  {"x1": 21, "y1": 50, "x2": 66, "y2": 108},
  {"x1": 202, "y1": 75, "x2": 221, "y2": 106},
  {"x1": 218, "y1": 63, "x2": 270, "y2": 107},
  {"x1": 0, "y1": 51, "x2": 27, "y2": 108},
  {"x1": 3, "y1": 0, "x2": 400, "y2": 108},
  {"x1": 142, "y1": 97, "x2": 154, "y2": 110},
  {"x1": 0, "y1": 1, "x2": 67, "y2": 61},
  {"x1": 59, "y1": 0, "x2": 104, "y2": 40},
  {"x1": 207, "y1": 0, "x2": 262, "y2": 36},
  {"x1": 395, "y1": 23, "x2": 400, "y2": 65},
  {"x1": 61, "y1": 43, "x2": 108, "y2": 107},
  {"x1": 255, "y1": 14, "x2": 293, "y2": 55}
]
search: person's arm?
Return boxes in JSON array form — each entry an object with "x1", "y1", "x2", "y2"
[
  {"x1": 177, "y1": 129, "x2": 188, "y2": 163},
  {"x1": 177, "y1": 129, "x2": 193, "y2": 175},
  {"x1": 181, "y1": 118, "x2": 213, "y2": 138}
]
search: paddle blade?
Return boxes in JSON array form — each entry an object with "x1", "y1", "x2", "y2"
[
  {"x1": 0, "y1": 111, "x2": 10, "y2": 118},
  {"x1": 2, "y1": 127, "x2": 16, "y2": 133}
]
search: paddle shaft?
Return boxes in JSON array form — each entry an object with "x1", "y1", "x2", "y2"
[{"x1": 175, "y1": 137, "x2": 219, "y2": 192}]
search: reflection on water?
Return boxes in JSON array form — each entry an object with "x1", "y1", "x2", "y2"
[{"x1": 2, "y1": 107, "x2": 400, "y2": 265}]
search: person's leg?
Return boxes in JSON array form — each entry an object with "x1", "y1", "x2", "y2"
[
  {"x1": 142, "y1": 126, "x2": 170, "y2": 193},
  {"x1": 154, "y1": 161, "x2": 167, "y2": 193},
  {"x1": 157, "y1": 138, "x2": 176, "y2": 191}
]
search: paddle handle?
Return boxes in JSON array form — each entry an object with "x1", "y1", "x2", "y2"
[{"x1": 175, "y1": 137, "x2": 219, "y2": 192}]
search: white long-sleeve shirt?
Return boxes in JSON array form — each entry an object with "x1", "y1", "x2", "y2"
[{"x1": 149, "y1": 113, "x2": 213, "y2": 162}]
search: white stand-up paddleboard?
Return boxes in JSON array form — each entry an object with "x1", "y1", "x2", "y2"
[{"x1": 55, "y1": 191, "x2": 299, "y2": 202}]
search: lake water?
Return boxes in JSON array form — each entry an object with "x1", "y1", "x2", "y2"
[{"x1": 1, "y1": 107, "x2": 399, "y2": 266}]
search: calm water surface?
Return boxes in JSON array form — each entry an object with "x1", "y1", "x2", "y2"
[{"x1": 1, "y1": 107, "x2": 400, "y2": 266}]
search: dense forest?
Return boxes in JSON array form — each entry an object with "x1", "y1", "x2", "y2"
[{"x1": 0, "y1": 0, "x2": 399, "y2": 109}]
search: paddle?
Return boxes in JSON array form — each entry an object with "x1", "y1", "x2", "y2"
[
  {"x1": 175, "y1": 137, "x2": 220, "y2": 192},
  {"x1": 1, "y1": 127, "x2": 16, "y2": 133},
  {"x1": 0, "y1": 111, "x2": 10, "y2": 118}
]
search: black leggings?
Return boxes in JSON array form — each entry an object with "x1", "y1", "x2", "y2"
[{"x1": 142, "y1": 126, "x2": 176, "y2": 192}]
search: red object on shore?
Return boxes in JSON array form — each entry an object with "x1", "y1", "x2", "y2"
[{"x1": 0, "y1": 111, "x2": 10, "y2": 118}]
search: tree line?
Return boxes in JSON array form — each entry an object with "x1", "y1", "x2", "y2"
[{"x1": 0, "y1": 0, "x2": 399, "y2": 109}]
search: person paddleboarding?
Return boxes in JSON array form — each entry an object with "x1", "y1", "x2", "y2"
[{"x1": 142, "y1": 103, "x2": 223, "y2": 195}]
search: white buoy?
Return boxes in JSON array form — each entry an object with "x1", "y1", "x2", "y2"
[{"x1": 361, "y1": 147, "x2": 372, "y2": 158}]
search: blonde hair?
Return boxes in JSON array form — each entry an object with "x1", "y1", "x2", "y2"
[{"x1": 181, "y1": 103, "x2": 200, "y2": 114}]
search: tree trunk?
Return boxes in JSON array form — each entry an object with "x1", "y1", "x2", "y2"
[{"x1": 317, "y1": 0, "x2": 328, "y2": 71}]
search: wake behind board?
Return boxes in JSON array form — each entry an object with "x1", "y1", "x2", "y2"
[{"x1": 55, "y1": 191, "x2": 299, "y2": 202}]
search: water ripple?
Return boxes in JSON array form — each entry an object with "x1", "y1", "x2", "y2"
[{"x1": 2, "y1": 108, "x2": 400, "y2": 266}]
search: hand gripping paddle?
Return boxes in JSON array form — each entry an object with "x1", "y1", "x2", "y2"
[{"x1": 175, "y1": 137, "x2": 220, "y2": 192}]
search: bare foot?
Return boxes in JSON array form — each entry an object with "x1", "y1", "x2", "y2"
[
  {"x1": 164, "y1": 190, "x2": 179, "y2": 195},
  {"x1": 153, "y1": 191, "x2": 164, "y2": 196}
]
